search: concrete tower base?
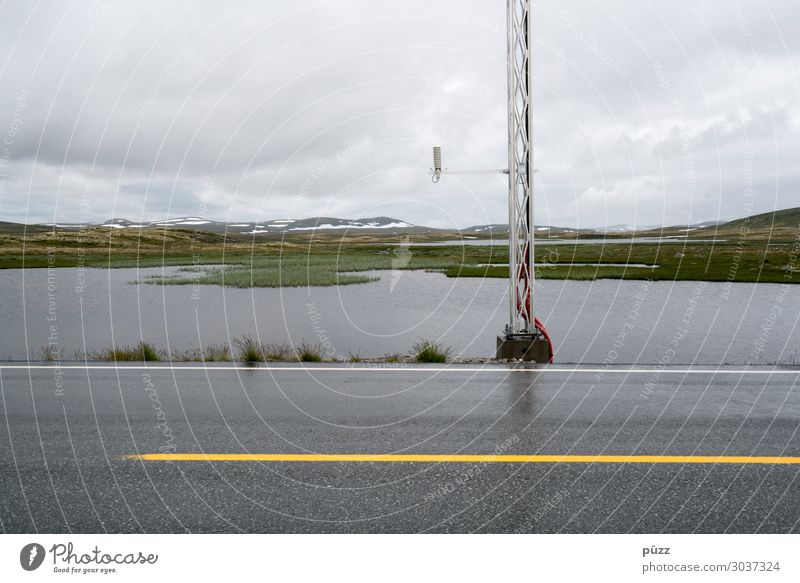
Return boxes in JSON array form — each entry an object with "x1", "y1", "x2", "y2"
[{"x1": 496, "y1": 335, "x2": 550, "y2": 362}]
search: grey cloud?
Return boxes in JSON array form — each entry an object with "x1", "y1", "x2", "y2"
[{"x1": 0, "y1": 0, "x2": 797, "y2": 228}]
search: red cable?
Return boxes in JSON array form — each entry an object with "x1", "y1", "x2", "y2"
[
  {"x1": 514, "y1": 290, "x2": 555, "y2": 363},
  {"x1": 534, "y1": 317, "x2": 555, "y2": 364},
  {"x1": 514, "y1": 243, "x2": 555, "y2": 363}
]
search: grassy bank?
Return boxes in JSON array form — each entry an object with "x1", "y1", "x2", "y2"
[
  {"x1": 139, "y1": 242, "x2": 800, "y2": 286},
  {"x1": 1, "y1": 225, "x2": 798, "y2": 284},
  {"x1": 444, "y1": 242, "x2": 800, "y2": 283},
  {"x1": 58, "y1": 337, "x2": 454, "y2": 364}
]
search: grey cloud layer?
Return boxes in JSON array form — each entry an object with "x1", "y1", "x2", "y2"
[{"x1": 0, "y1": 0, "x2": 797, "y2": 227}]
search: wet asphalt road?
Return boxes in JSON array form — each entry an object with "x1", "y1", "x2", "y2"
[{"x1": 1, "y1": 363, "x2": 799, "y2": 533}]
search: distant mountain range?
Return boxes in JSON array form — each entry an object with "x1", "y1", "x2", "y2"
[
  {"x1": 37, "y1": 216, "x2": 590, "y2": 235},
  {"x1": 19, "y1": 206, "x2": 798, "y2": 236},
  {"x1": 42, "y1": 216, "x2": 421, "y2": 234}
]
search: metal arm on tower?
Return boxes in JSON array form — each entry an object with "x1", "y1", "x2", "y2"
[{"x1": 430, "y1": 145, "x2": 508, "y2": 183}]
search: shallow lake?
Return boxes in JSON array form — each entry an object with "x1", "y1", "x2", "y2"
[
  {"x1": 406, "y1": 237, "x2": 722, "y2": 246},
  {"x1": 1, "y1": 266, "x2": 797, "y2": 364}
]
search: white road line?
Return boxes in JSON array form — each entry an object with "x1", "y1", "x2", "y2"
[{"x1": 0, "y1": 364, "x2": 798, "y2": 375}]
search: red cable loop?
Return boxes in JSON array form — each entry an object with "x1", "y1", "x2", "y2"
[
  {"x1": 514, "y1": 243, "x2": 555, "y2": 363},
  {"x1": 534, "y1": 317, "x2": 555, "y2": 364},
  {"x1": 513, "y1": 293, "x2": 554, "y2": 363}
]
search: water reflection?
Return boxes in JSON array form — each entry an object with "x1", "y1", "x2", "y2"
[
  {"x1": 0, "y1": 267, "x2": 797, "y2": 365},
  {"x1": 506, "y1": 369, "x2": 539, "y2": 417}
]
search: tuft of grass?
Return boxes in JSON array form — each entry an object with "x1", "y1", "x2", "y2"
[
  {"x1": 41, "y1": 344, "x2": 60, "y2": 361},
  {"x1": 202, "y1": 342, "x2": 232, "y2": 362},
  {"x1": 148, "y1": 260, "x2": 381, "y2": 288},
  {"x1": 263, "y1": 342, "x2": 292, "y2": 361},
  {"x1": 139, "y1": 341, "x2": 161, "y2": 361},
  {"x1": 412, "y1": 339, "x2": 451, "y2": 363},
  {"x1": 296, "y1": 341, "x2": 324, "y2": 362},
  {"x1": 233, "y1": 336, "x2": 265, "y2": 363},
  {"x1": 166, "y1": 348, "x2": 202, "y2": 361},
  {"x1": 384, "y1": 352, "x2": 404, "y2": 363},
  {"x1": 347, "y1": 350, "x2": 363, "y2": 363},
  {"x1": 100, "y1": 341, "x2": 161, "y2": 361}
]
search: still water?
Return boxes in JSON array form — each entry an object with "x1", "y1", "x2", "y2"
[
  {"x1": 0, "y1": 266, "x2": 797, "y2": 364},
  {"x1": 406, "y1": 237, "x2": 722, "y2": 246}
]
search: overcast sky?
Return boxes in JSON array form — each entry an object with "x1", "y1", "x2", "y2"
[{"x1": 0, "y1": 0, "x2": 798, "y2": 229}]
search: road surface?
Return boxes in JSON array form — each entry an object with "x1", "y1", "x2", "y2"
[{"x1": 1, "y1": 363, "x2": 799, "y2": 533}]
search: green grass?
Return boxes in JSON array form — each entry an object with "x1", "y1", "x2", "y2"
[
  {"x1": 722, "y1": 207, "x2": 800, "y2": 229},
  {"x1": 200, "y1": 343, "x2": 232, "y2": 362},
  {"x1": 120, "y1": 342, "x2": 233, "y2": 362},
  {"x1": 41, "y1": 344, "x2": 60, "y2": 361},
  {"x1": 443, "y1": 242, "x2": 800, "y2": 283},
  {"x1": 3, "y1": 224, "x2": 798, "y2": 284},
  {"x1": 263, "y1": 343, "x2": 293, "y2": 361},
  {"x1": 96, "y1": 341, "x2": 161, "y2": 361},
  {"x1": 73, "y1": 337, "x2": 390, "y2": 363},
  {"x1": 137, "y1": 242, "x2": 800, "y2": 286},
  {"x1": 230, "y1": 337, "x2": 329, "y2": 362},
  {"x1": 296, "y1": 341, "x2": 324, "y2": 362},
  {"x1": 233, "y1": 336, "x2": 265, "y2": 363},
  {"x1": 140, "y1": 252, "x2": 471, "y2": 288},
  {"x1": 412, "y1": 339, "x2": 451, "y2": 363}
]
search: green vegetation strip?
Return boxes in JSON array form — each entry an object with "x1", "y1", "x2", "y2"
[
  {"x1": 43, "y1": 337, "x2": 453, "y2": 364},
  {"x1": 2, "y1": 226, "x2": 798, "y2": 284}
]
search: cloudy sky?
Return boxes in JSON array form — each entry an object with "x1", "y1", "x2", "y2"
[{"x1": 0, "y1": 0, "x2": 798, "y2": 229}]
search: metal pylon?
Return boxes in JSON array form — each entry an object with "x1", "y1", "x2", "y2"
[
  {"x1": 505, "y1": 0, "x2": 536, "y2": 336},
  {"x1": 429, "y1": 0, "x2": 552, "y2": 360}
]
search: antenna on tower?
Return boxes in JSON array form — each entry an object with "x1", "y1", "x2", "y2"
[
  {"x1": 432, "y1": 145, "x2": 442, "y2": 183},
  {"x1": 429, "y1": 144, "x2": 509, "y2": 179}
]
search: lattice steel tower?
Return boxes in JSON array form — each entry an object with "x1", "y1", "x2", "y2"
[
  {"x1": 506, "y1": 0, "x2": 534, "y2": 334},
  {"x1": 498, "y1": 0, "x2": 552, "y2": 361},
  {"x1": 432, "y1": 0, "x2": 553, "y2": 362}
]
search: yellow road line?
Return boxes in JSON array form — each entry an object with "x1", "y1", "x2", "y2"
[{"x1": 127, "y1": 453, "x2": 800, "y2": 464}]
